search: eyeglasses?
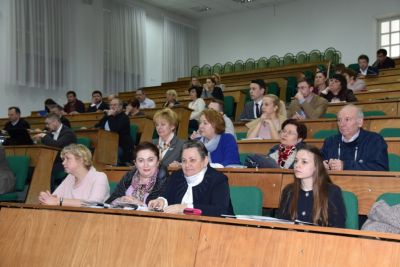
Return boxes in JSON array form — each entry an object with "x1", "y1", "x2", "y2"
[{"x1": 279, "y1": 129, "x2": 298, "y2": 136}]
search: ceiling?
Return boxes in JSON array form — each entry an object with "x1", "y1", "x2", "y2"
[{"x1": 143, "y1": 0, "x2": 296, "y2": 19}]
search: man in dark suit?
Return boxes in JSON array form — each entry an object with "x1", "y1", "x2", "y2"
[
  {"x1": 95, "y1": 98, "x2": 133, "y2": 166},
  {"x1": 63, "y1": 90, "x2": 85, "y2": 114},
  {"x1": 49, "y1": 105, "x2": 71, "y2": 128},
  {"x1": 357, "y1": 54, "x2": 379, "y2": 77},
  {"x1": 2, "y1": 106, "x2": 30, "y2": 133},
  {"x1": 87, "y1": 90, "x2": 109, "y2": 113},
  {"x1": 238, "y1": 79, "x2": 266, "y2": 121},
  {"x1": 373, "y1": 48, "x2": 396, "y2": 69},
  {"x1": 32, "y1": 113, "x2": 77, "y2": 190}
]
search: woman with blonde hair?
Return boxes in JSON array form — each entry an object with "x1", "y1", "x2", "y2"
[
  {"x1": 246, "y1": 94, "x2": 287, "y2": 139},
  {"x1": 163, "y1": 90, "x2": 180, "y2": 108},
  {"x1": 38, "y1": 144, "x2": 110, "y2": 206},
  {"x1": 212, "y1": 73, "x2": 225, "y2": 91}
]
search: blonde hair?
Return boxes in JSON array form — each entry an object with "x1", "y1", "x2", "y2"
[
  {"x1": 263, "y1": 94, "x2": 287, "y2": 120},
  {"x1": 153, "y1": 108, "x2": 179, "y2": 129},
  {"x1": 60, "y1": 144, "x2": 93, "y2": 170},
  {"x1": 166, "y1": 89, "x2": 178, "y2": 98}
]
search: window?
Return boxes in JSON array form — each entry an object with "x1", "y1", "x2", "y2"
[{"x1": 378, "y1": 16, "x2": 400, "y2": 57}]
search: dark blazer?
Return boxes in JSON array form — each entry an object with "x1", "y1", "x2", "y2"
[
  {"x1": 106, "y1": 167, "x2": 168, "y2": 204},
  {"x1": 60, "y1": 116, "x2": 71, "y2": 128},
  {"x1": 64, "y1": 100, "x2": 85, "y2": 114},
  {"x1": 357, "y1": 66, "x2": 379, "y2": 76},
  {"x1": 95, "y1": 112, "x2": 133, "y2": 164},
  {"x1": 202, "y1": 87, "x2": 224, "y2": 101},
  {"x1": 41, "y1": 125, "x2": 77, "y2": 149},
  {"x1": 158, "y1": 135, "x2": 184, "y2": 169},
  {"x1": 87, "y1": 102, "x2": 109, "y2": 113},
  {"x1": 322, "y1": 89, "x2": 358, "y2": 103},
  {"x1": 3, "y1": 119, "x2": 30, "y2": 132},
  {"x1": 162, "y1": 167, "x2": 234, "y2": 217},
  {"x1": 239, "y1": 101, "x2": 261, "y2": 121}
]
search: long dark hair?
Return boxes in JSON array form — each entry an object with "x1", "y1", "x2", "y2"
[{"x1": 288, "y1": 145, "x2": 332, "y2": 226}]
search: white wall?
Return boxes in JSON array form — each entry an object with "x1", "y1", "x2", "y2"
[{"x1": 198, "y1": 0, "x2": 400, "y2": 66}]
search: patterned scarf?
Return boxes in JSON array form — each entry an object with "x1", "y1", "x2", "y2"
[
  {"x1": 278, "y1": 144, "x2": 296, "y2": 168},
  {"x1": 128, "y1": 169, "x2": 158, "y2": 202}
]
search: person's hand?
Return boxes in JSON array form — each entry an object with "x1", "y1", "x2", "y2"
[
  {"x1": 328, "y1": 159, "x2": 343, "y2": 171},
  {"x1": 38, "y1": 191, "x2": 59, "y2": 205},
  {"x1": 116, "y1": 196, "x2": 144, "y2": 206},
  {"x1": 169, "y1": 161, "x2": 182, "y2": 169},
  {"x1": 32, "y1": 133, "x2": 46, "y2": 142},
  {"x1": 190, "y1": 130, "x2": 201, "y2": 140},
  {"x1": 163, "y1": 204, "x2": 187, "y2": 214},
  {"x1": 30, "y1": 128, "x2": 43, "y2": 134},
  {"x1": 61, "y1": 110, "x2": 67, "y2": 116},
  {"x1": 107, "y1": 109, "x2": 117, "y2": 116},
  {"x1": 294, "y1": 91, "x2": 304, "y2": 102},
  {"x1": 291, "y1": 113, "x2": 304, "y2": 120},
  {"x1": 69, "y1": 111, "x2": 79, "y2": 115},
  {"x1": 148, "y1": 198, "x2": 165, "y2": 211},
  {"x1": 323, "y1": 160, "x2": 330, "y2": 170}
]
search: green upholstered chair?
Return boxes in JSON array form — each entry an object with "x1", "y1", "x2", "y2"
[
  {"x1": 224, "y1": 62, "x2": 234, "y2": 74},
  {"x1": 130, "y1": 124, "x2": 138, "y2": 145},
  {"x1": 363, "y1": 110, "x2": 385, "y2": 117},
  {"x1": 200, "y1": 64, "x2": 211, "y2": 76},
  {"x1": 245, "y1": 58, "x2": 255, "y2": 71},
  {"x1": 267, "y1": 82, "x2": 280, "y2": 97},
  {"x1": 224, "y1": 96, "x2": 235, "y2": 118},
  {"x1": 342, "y1": 191, "x2": 359, "y2": 230},
  {"x1": 268, "y1": 55, "x2": 281, "y2": 68},
  {"x1": 282, "y1": 53, "x2": 295, "y2": 66},
  {"x1": 236, "y1": 132, "x2": 247, "y2": 140},
  {"x1": 312, "y1": 129, "x2": 339, "y2": 139},
  {"x1": 239, "y1": 153, "x2": 250, "y2": 165},
  {"x1": 191, "y1": 66, "x2": 200, "y2": 77},
  {"x1": 380, "y1": 128, "x2": 400, "y2": 137},
  {"x1": 234, "y1": 60, "x2": 244, "y2": 72},
  {"x1": 286, "y1": 76, "x2": 298, "y2": 103},
  {"x1": 323, "y1": 47, "x2": 337, "y2": 63},
  {"x1": 212, "y1": 63, "x2": 223, "y2": 75},
  {"x1": 376, "y1": 193, "x2": 400, "y2": 206},
  {"x1": 308, "y1": 49, "x2": 322, "y2": 63},
  {"x1": 295, "y1": 51, "x2": 308, "y2": 64},
  {"x1": 322, "y1": 113, "x2": 337, "y2": 119},
  {"x1": 256, "y1": 57, "x2": 268, "y2": 69},
  {"x1": 348, "y1": 63, "x2": 359, "y2": 72},
  {"x1": 388, "y1": 153, "x2": 400, "y2": 172},
  {"x1": 109, "y1": 181, "x2": 118, "y2": 194},
  {"x1": 230, "y1": 186, "x2": 263, "y2": 216},
  {"x1": 0, "y1": 155, "x2": 30, "y2": 201},
  {"x1": 77, "y1": 137, "x2": 92, "y2": 149}
]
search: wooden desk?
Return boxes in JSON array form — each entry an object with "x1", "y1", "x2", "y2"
[
  {"x1": 4, "y1": 145, "x2": 59, "y2": 204},
  {"x1": 74, "y1": 129, "x2": 119, "y2": 169},
  {"x1": 326, "y1": 99, "x2": 400, "y2": 116},
  {"x1": 1, "y1": 203, "x2": 400, "y2": 266}
]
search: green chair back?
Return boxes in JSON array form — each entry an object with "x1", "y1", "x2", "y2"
[
  {"x1": 212, "y1": 63, "x2": 223, "y2": 74},
  {"x1": 236, "y1": 132, "x2": 247, "y2": 140},
  {"x1": 191, "y1": 66, "x2": 200, "y2": 77},
  {"x1": 282, "y1": 53, "x2": 295, "y2": 66},
  {"x1": 0, "y1": 155, "x2": 30, "y2": 201},
  {"x1": 296, "y1": 51, "x2": 308, "y2": 64},
  {"x1": 109, "y1": 181, "x2": 118, "y2": 194},
  {"x1": 77, "y1": 137, "x2": 91, "y2": 149},
  {"x1": 224, "y1": 62, "x2": 234, "y2": 74},
  {"x1": 303, "y1": 70, "x2": 314, "y2": 81},
  {"x1": 224, "y1": 96, "x2": 235, "y2": 118},
  {"x1": 308, "y1": 49, "x2": 322, "y2": 63},
  {"x1": 239, "y1": 153, "x2": 250, "y2": 165},
  {"x1": 342, "y1": 191, "x2": 359, "y2": 229},
  {"x1": 380, "y1": 128, "x2": 400, "y2": 137},
  {"x1": 388, "y1": 153, "x2": 400, "y2": 172},
  {"x1": 363, "y1": 110, "x2": 385, "y2": 117},
  {"x1": 267, "y1": 82, "x2": 280, "y2": 97},
  {"x1": 286, "y1": 76, "x2": 298, "y2": 103},
  {"x1": 200, "y1": 64, "x2": 211, "y2": 76},
  {"x1": 245, "y1": 59, "x2": 255, "y2": 71},
  {"x1": 230, "y1": 186, "x2": 263, "y2": 216},
  {"x1": 268, "y1": 56, "x2": 281, "y2": 67},
  {"x1": 348, "y1": 63, "x2": 359, "y2": 72},
  {"x1": 322, "y1": 113, "x2": 337, "y2": 119},
  {"x1": 313, "y1": 129, "x2": 338, "y2": 139},
  {"x1": 234, "y1": 60, "x2": 244, "y2": 72},
  {"x1": 323, "y1": 47, "x2": 337, "y2": 63},
  {"x1": 130, "y1": 124, "x2": 139, "y2": 144},
  {"x1": 257, "y1": 57, "x2": 268, "y2": 69},
  {"x1": 376, "y1": 193, "x2": 400, "y2": 206}
]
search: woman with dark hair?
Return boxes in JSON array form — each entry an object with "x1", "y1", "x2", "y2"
[
  {"x1": 201, "y1": 77, "x2": 224, "y2": 101},
  {"x1": 343, "y1": 68, "x2": 366, "y2": 92},
  {"x1": 188, "y1": 86, "x2": 206, "y2": 132},
  {"x1": 313, "y1": 71, "x2": 328, "y2": 95},
  {"x1": 125, "y1": 99, "x2": 145, "y2": 117},
  {"x1": 44, "y1": 98, "x2": 58, "y2": 113},
  {"x1": 148, "y1": 140, "x2": 234, "y2": 217},
  {"x1": 320, "y1": 74, "x2": 358, "y2": 103},
  {"x1": 277, "y1": 145, "x2": 346, "y2": 228},
  {"x1": 106, "y1": 142, "x2": 168, "y2": 206}
]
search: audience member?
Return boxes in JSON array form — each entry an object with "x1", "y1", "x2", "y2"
[
  {"x1": 136, "y1": 88, "x2": 155, "y2": 109},
  {"x1": 320, "y1": 74, "x2": 358, "y2": 103},
  {"x1": 106, "y1": 142, "x2": 168, "y2": 206},
  {"x1": 153, "y1": 108, "x2": 184, "y2": 168},
  {"x1": 343, "y1": 68, "x2": 366, "y2": 92},
  {"x1": 201, "y1": 77, "x2": 224, "y2": 101},
  {"x1": 321, "y1": 104, "x2": 388, "y2": 171},
  {"x1": 288, "y1": 78, "x2": 328, "y2": 120},
  {"x1": 95, "y1": 98, "x2": 133, "y2": 166},
  {"x1": 357, "y1": 54, "x2": 379, "y2": 77},
  {"x1": 87, "y1": 90, "x2": 109, "y2": 113},
  {"x1": 191, "y1": 109, "x2": 240, "y2": 167},
  {"x1": 246, "y1": 94, "x2": 286, "y2": 139},
  {"x1": 334, "y1": 63, "x2": 347, "y2": 75},
  {"x1": 277, "y1": 145, "x2": 346, "y2": 228},
  {"x1": 148, "y1": 140, "x2": 234, "y2": 217},
  {"x1": 188, "y1": 86, "x2": 206, "y2": 130},
  {"x1": 162, "y1": 89, "x2": 180, "y2": 108},
  {"x1": 190, "y1": 77, "x2": 201, "y2": 87},
  {"x1": 0, "y1": 146, "x2": 15, "y2": 194},
  {"x1": 49, "y1": 105, "x2": 71, "y2": 128},
  {"x1": 239, "y1": 79, "x2": 266, "y2": 120},
  {"x1": 63, "y1": 90, "x2": 85, "y2": 114},
  {"x1": 212, "y1": 73, "x2": 225, "y2": 91},
  {"x1": 44, "y1": 98, "x2": 57, "y2": 113},
  {"x1": 313, "y1": 71, "x2": 328, "y2": 95},
  {"x1": 39, "y1": 144, "x2": 110, "y2": 206},
  {"x1": 107, "y1": 94, "x2": 116, "y2": 102},
  {"x1": 32, "y1": 113, "x2": 77, "y2": 190},
  {"x1": 125, "y1": 99, "x2": 145, "y2": 117},
  {"x1": 3, "y1": 107, "x2": 30, "y2": 133},
  {"x1": 372, "y1": 48, "x2": 395, "y2": 69},
  {"x1": 208, "y1": 99, "x2": 236, "y2": 139}
]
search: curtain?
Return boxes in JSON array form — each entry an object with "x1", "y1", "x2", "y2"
[
  {"x1": 103, "y1": 1, "x2": 146, "y2": 94},
  {"x1": 162, "y1": 17, "x2": 198, "y2": 82},
  {"x1": 8, "y1": 0, "x2": 72, "y2": 90}
]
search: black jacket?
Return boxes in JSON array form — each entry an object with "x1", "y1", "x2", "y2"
[
  {"x1": 3, "y1": 119, "x2": 30, "y2": 132},
  {"x1": 87, "y1": 102, "x2": 109, "y2": 113}
]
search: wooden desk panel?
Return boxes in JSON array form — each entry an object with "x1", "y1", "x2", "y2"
[
  {"x1": 326, "y1": 100, "x2": 399, "y2": 116},
  {"x1": 4, "y1": 145, "x2": 59, "y2": 204}
]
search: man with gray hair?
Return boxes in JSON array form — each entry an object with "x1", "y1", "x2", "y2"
[{"x1": 321, "y1": 104, "x2": 388, "y2": 171}]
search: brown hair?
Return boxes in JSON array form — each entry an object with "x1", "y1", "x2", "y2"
[
  {"x1": 200, "y1": 109, "x2": 225, "y2": 134},
  {"x1": 343, "y1": 68, "x2": 357, "y2": 80},
  {"x1": 288, "y1": 145, "x2": 333, "y2": 226}
]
